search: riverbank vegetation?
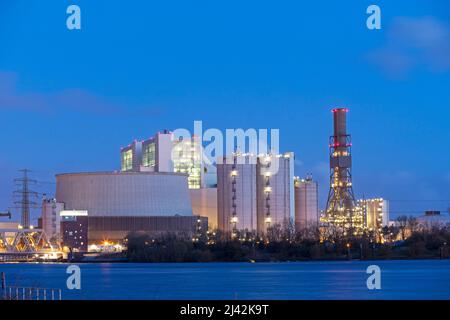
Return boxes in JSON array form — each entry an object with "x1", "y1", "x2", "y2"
[{"x1": 125, "y1": 218, "x2": 450, "y2": 263}]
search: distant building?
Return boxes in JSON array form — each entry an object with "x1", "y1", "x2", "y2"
[
  {"x1": 217, "y1": 152, "x2": 295, "y2": 236},
  {"x1": 294, "y1": 175, "x2": 319, "y2": 231},
  {"x1": 41, "y1": 198, "x2": 64, "y2": 241},
  {"x1": 61, "y1": 210, "x2": 88, "y2": 252},
  {"x1": 120, "y1": 131, "x2": 205, "y2": 189},
  {"x1": 417, "y1": 211, "x2": 450, "y2": 229},
  {"x1": 357, "y1": 198, "x2": 390, "y2": 233}
]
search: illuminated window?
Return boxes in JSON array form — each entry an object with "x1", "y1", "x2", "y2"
[
  {"x1": 142, "y1": 142, "x2": 156, "y2": 167},
  {"x1": 173, "y1": 138, "x2": 202, "y2": 189},
  {"x1": 121, "y1": 149, "x2": 133, "y2": 171}
]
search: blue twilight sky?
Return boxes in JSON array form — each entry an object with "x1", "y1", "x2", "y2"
[{"x1": 0, "y1": 0, "x2": 449, "y2": 225}]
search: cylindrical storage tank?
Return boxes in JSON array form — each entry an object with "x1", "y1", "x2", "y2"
[
  {"x1": 295, "y1": 177, "x2": 319, "y2": 232},
  {"x1": 217, "y1": 155, "x2": 257, "y2": 233}
]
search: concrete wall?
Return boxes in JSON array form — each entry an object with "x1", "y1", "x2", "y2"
[{"x1": 56, "y1": 172, "x2": 193, "y2": 217}]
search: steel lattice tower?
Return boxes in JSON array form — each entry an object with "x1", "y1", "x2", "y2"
[
  {"x1": 13, "y1": 169, "x2": 38, "y2": 229},
  {"x1": 324, "y1": 108, "x2": 364, "y2": 235}
]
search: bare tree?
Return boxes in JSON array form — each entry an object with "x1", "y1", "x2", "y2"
[
  {"x1": 282, "y1": 218, "x2": 296, "y2": 242},
  {"x1": 396, "y1": 215, "x2": 408, "y2": 240},
  {"x1": 267, "y1": 223, "x2": 283, "y2": 242},
  {"x1": 407, "y1": 216, "x2": 419, "y2": 234}
]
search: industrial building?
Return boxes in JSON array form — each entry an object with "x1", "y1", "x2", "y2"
[
  {"x1": 357, "y1": 198, "x2": 389, "y2": 241},
  {"x1": 294, "y1": 176, "x2": 319, "y2": 231},
  {"x1": 357, "y1": 198, "x2": 389, "y2": 230},
  {"x1": 120, "y1": 131, "x2": 205, "y2": 189},
  {"x1": 55, "y1": 171, "x2": 204, "y2": 245},
  {"x1": 217, "y1": 152, "x2": 295, "y2": 236},
  {"x1": 120, "y1": 130, "x2": 220, "y2": 230},
  {"x1": 60, "y1": 210, "x2": 88, "y2": 252}
]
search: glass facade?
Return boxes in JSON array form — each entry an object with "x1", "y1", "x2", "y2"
[
  {"x1": 173, "y1": 138, "x2": 202, "y2": 189},
  {"x1": 142, "y1": 142, "x2": 156, "y2": 168},
  {"x1": 121, "y1": 149, "x2": 133, "y2": 171},
  {"x1": 120, "y1": 133, "x2": 204, "y2": 189}
]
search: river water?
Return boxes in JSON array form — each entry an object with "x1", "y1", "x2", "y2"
[{"x1": 1, "y1": 260, "x2": 449, "y2": 300}]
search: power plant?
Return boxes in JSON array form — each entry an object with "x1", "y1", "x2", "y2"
[
  {"x1": 323, "y1": 108, "x2": 365, "y2": 236},
  {"x1": 0, "y1": 109, "x2": 392, "y2": 262}
]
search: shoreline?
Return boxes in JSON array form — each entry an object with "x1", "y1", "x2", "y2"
[{"x1": 2, "y1": 256, "x2": 449, "y2": 265}]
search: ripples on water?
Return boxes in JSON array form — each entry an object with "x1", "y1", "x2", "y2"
[{"x1": 1, "y1": 260, "x2": 449, "y2": 300}]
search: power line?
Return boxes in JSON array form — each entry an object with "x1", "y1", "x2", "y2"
[{"x1": 37, "y1": 180, "x2": 56, "y2": 185}]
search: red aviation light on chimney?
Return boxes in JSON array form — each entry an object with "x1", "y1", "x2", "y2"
[
  {"x1": 329, "y1": 142, "x2": 352, "y2": 148},
  {"x1": 332, "y1": 108, "x2": 349, "y2": 113}
]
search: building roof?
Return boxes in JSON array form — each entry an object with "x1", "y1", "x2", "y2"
[{"x1": 56, "y1": 171, "x2": 188, "y2": 177}]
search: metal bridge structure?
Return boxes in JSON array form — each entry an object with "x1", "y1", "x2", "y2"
[{"x1": 0, "y1": 228, "x2": 63, "y2": 261}]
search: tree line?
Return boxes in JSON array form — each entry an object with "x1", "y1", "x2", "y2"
[{"x1": 125, "y1": 216, "x2": 450, "y2": 263}]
